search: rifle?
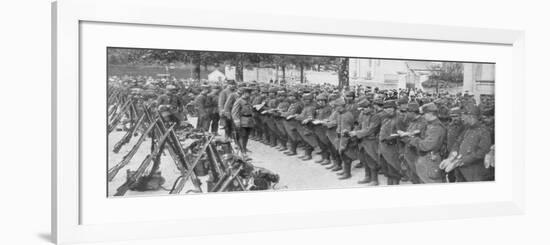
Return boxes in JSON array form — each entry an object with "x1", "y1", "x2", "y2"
[
  {"x1": 107, "y1": 118, "x2": 159, "y2": 182},
  {"x1": 112, "y1": 113, "x2": 146, "y2": 153},
  {"x1": 211, "y1": 164, "x2": 245, "y2": 192},
  {"x1": 114, "y1": 124, "x2": 175, "y2": 196},
  {"x1": 108, "y1": 99, "x2": 132, "y2": 134},
  {"x1": 169, "y1": 135, "x2": 215, "y2": 194}
]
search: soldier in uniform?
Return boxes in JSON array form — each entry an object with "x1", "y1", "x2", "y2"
[
  {"x1": 251, "y1": 87, "x2": 268, "y2": 141},
  {"x1": 223, "y1": 84, "x2": 242, "y2": 141},
  {"x1": 194, "y1": 84, "x2": 211, "y2": 131},
  {"x1": 207, "y1": 85, "x2": 221, "y2": 134},
  {"x1": 157, "y1": 84, "x2": 185, "y2": 127},
  {"x1": 323, "y1": 95, "x2": 344, "y2": 172},
  {"x1": 378, "y1": 100, "x2": 405, "y2": 185},
  {"x1": 399, "y1": 102, "x2": 427, "y2": 184},
  {"x1": 273, "y1": 90, "x2": 290, "y2": 151},
  {"x1": 335, "y1": 91, "x2": 359, "y2": 180},
  {"x1": 311, "y1": 93, "x2": 334, "y2": 166},
  {"x1": 295, "y1": 93, "x2": 319, "y2": 161},
  {"x1": 443, "y1": 107, "x2": 464, "y2": 182},
  {"x1": 350, "y1": 98, "x2": 384, "y2": 185},
  {"x1": 281, "y1": 92, "x2": 303, "y2": 156},
  {"x1": 450, "y1": 104, "x2": 493, "y2": 182},
  {"x1": 263, "y1": 88, "x2": 283, "y2": 148},
  {"x1": 218, "y1": 80, "x2": 237, "y2": 138},
  {"x1": 404, "y1": 103, "x2": 446, "y2": 183},
  {"x1": 231, "y1": 86, "x2": 255, "y2": 155}
]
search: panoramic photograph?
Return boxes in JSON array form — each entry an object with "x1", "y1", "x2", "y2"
[{"x1": 106, "y1": 47, "x2": 495, "y2": 197}]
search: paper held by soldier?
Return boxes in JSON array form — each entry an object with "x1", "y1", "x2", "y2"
[{"x1": 106, "y1": 46, "x2": 496, "y2": 198}]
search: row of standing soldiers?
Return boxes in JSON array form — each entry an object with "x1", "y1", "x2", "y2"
[{"x1": 214, "y1": 81, "x2": 494, "y2": 185}]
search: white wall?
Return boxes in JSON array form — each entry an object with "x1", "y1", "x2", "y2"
[{"x1": 2, "y1": 0, "x2": 548, "y2": 245}]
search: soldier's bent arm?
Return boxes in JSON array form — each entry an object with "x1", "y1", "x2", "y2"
[
  {"x1": 461, "y1": 129, "x2": 492, "y2": 165},
  {"x1": 409, "y1": 124, "x2": 446, "y2": 152},
  {"x1": 356, "y1": 114, "x2": 381, "y2": 139}
]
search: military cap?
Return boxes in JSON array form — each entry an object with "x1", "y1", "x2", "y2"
[
  {"x1": 383, "y1": 100, "x2": 397, "y2": 108},
  {"x1": 302, "y1": 93, "x2": 314, "y2": 100},
  {"x1": 407, "y1": 102, "x2": 420, "y2": 112},
  {"x1": 331, "y1": 97, "x2": 346, "y2": 107},
  {"x1": 288, "y1": 91, "x2": 298, "y2": 98},
  {"x1": 449, "y1": 107, "x2": 463, "y2": 116},
  {"x1": 344, "y1": 91, "x2": 355, "y2": 98},
  {"x1": 357, "y1": 99, "x2": 371, "y2": 108},
  {"x1": 397, "y1": 96, "x2": 409, "y2": 105},
  {"x1": 166, "y1": 85, "x2": 177, "y2": 91},
  {"x1": 420, "y1": 102, "x2": 438, "y2": 113},
  {"x1": 316, "y1": 93, "x2": 328, "y2": 101},
  {"x1": 463, "y1": 104, "x2": 481, "y2": 116},
  {"x1": 240, "y1": 86, "x2": 254, "y2": 93},
  {"x1": 201, "y1": 83, "x2": 211, "y2": 88},
  {"x1": 328, "y1": 93, "x2": 340, "y2": 101}
]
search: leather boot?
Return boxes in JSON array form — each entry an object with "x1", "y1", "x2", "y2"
[
  {"x1": 331, "y1": 165, "x2": 343, "y2": 171},
  {"x1": 368, "y1": 169, "x2": 379, "y2": 186},
  {"x1": 320, "y1": 159, "x2": 331, "y2": 165},
  {"x1": 354, "y1": 162, "x2": 364, "y2": 169},
  {"x1": 358, "y1": 167, "x2": 372, "y2": 184},
  {"x1": 338, "y1": 162, "x2": 351, "y2": 180}
]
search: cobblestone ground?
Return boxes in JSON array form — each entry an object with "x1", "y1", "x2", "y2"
[{"x1": 108, "y1": 117, "x2": 407, "y2": 197}]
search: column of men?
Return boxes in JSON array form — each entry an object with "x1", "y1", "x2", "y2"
[
  {"x1": 214, "y1": 80, "x2": 495, "y2": 185},
  {"x1": 112, "y1": 76, "x2": 495, "y2": 185}
]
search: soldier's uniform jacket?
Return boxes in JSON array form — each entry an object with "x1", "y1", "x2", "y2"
[
  {"x1": 336, "y1": 103, "x2": 358, "y2": 151},
  {"x1": 231, "y1": 97, "x2": 255, "y2": 128},
  {"x1": 223, "y1": 92, "x2": 239, "y2": 119},
  {"x1": 445, "y1": 120, "x2": 464, "y2": 155},
  {"x1": 295, "y1": 101, "x2": 317, "y2": 121},
  {"x1": 157, "y1": 93, "x2": 183, "y2": 113},
  {"x1": 315, "y1": 105, "x2": 333, "y2": 120},
  {"x1": 408, "y1": 119, "x2": 447, "y2": 182},
  {"x1": 402, "y1": 116, "x2": 428, "y2": 156},
  {"x1": 356, "y1": 110, "x2": 383, "y2": 140},
  {"x1": 266, "y1": 97, "x2": 279, "y2": 109},
  {"x1": 379, "y1": 112, "x2": 401, "y2": 144},
  {"x1": 274, "y1": 99, "x2": 290, "y2": 117},
  {"x1": 218, "y1": 88, "x2": 232, "y2": 114},
  {"x1": 452, "y1": 123, "x2": 492, "y2": 181},
  {"x1": 206, "y1": 92, "x2": 218, "y2": 115},
  {"x1": 194, "y1": 93, "x2": 210, "y2": 117},
  {"x1": 408, "y1": 119, "x2": 446, "y2": 154},
  {"x1": 281, "y1": 101, "x2": 303, "y2": 118}
]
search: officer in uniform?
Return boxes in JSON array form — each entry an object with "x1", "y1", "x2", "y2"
[
  {"x1": 378, "y1": 100, "x2": 405, "y2": 185},
  {"x1": 405, "y1": 103, "x2": 446, "y2": 183},
  {"x1": 451, "y1": 104, "x2": 492, "y2": 182},
  {"x1": 231, "y1": 86, "x2": 255, "y2": 155}
]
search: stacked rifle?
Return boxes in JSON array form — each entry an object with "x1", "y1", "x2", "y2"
[{"x1": 107, "y1": 94, "x2": 248, "y2": 196}]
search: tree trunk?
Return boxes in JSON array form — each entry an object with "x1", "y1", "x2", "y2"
[
  {"x1": 236, "y1": 60, "x2": 244, "y2": 82},
  {"x1": 281, "y1": 65, "x2": 286, "y2": 82},
  {"x1": 299, "y1": 64, "x2": 304, "y2": 83},
  {"x1": 275, "y1": 66, "x2": 279, "y2": 81},
  {"x1": 338, "y1": 57, "x2": 349, "y2": 88},
  {"x1": 192, "y1": 55, "x2": 201, "y2": 81}
]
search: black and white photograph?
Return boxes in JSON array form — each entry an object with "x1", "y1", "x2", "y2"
[{"x1": 107, "y1": 47, "x2": 495, "y2": 197}]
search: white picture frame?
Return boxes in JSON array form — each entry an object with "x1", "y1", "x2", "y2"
[{"x1": 52, "y1": 0, "x2": 525, "y2": 244}]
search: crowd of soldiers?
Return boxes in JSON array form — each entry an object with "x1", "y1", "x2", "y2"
[{"x1": 109, "y1": 75, "x2": 496, "y2": 186}]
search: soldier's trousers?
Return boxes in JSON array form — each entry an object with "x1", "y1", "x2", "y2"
[
  {"x1": 283, "y1": 120, "x2": 301, "y2": 152},
  {"x1": 403, "y1": 147, "x2": 421, "y2": 184},
  {"x1": 210, "y1": 113, "x2": 219, "y2": 134},
  {"x1": 297, "y1": 124, "x2": 318, "y2": 154},
  {"x1": 274, "y1": 119, "x2": 288, "y2": 146},
  {"x1": 326, "y1": 128, "x2": 342, "y2": 166},
  {"x1": 379, "y1": 142, "x2": 402, "y2": 180},
  {"x1": 313, "y1": 125, "x2": 331, "y2": 160},
  {"x1": 237, "y1": 127, "x2": 252, "y2": 152},
  {"x1": 341, "y1": 140, "x2": 359, "y2": 176}
]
